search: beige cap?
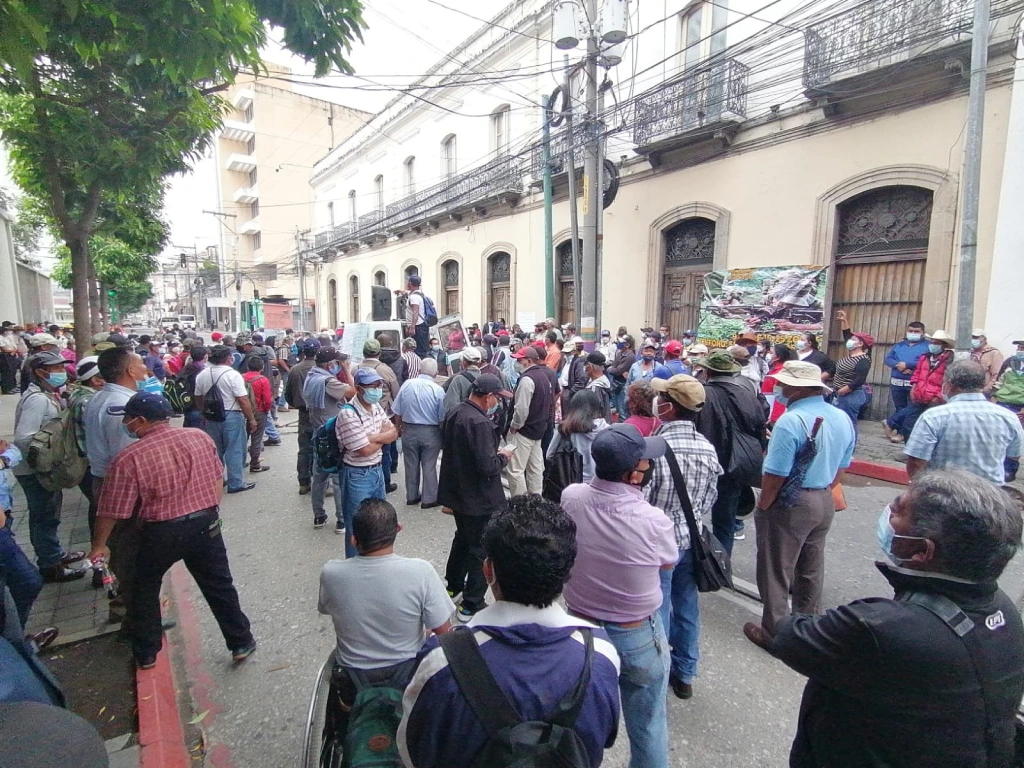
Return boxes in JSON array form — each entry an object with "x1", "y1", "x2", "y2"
[
  {"x1": 28, "y1": 332, "x2": 57, "y2": 348},
  {"x1": 971, "y1": 328, "x2": 986, "y2": 337},
  {"x1": 687, "y1": 343, "x2": 709, "y2": 356},
  {"x1": 727, "y1": 344, "x2": 750, "y2": 362},
  {"x1": 651, "y1": 374, "x2": 706, "y2": 412},
  {"x1": 773, "y1": 360, "x2": 830, "y2": 390},
  {"x1": 928, "y1": 329, "x2": 955, "y2": 345}
]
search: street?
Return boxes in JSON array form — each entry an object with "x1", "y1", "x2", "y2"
[{"x1": 166, "y1": 416, "x2": 1024, "y2": 768}]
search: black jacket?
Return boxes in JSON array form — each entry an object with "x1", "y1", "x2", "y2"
[
  {"x1": 694, "y1": 374, "x2": 766, "y2": 479},
  {"x1": 285, "y1": 358, "x2": 316, "y2": 408},
  {"x1": 772, "y1": 564, "x2": 1024, "y2": 768},
  {"x1": 438, "y1": 400, "x2": 509, "y2": 517},
  {"x1": 607, "y1": 349, "x2": 635, "y2": 382}
]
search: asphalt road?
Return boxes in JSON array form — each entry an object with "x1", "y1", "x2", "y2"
[{"x1": 168, "y1": 416, "x2": 1024, "y2": 768}]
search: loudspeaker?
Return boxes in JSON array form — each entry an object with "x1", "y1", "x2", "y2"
[{"x1": 370, "y1": 285, "x2": 391, "y2": 322}]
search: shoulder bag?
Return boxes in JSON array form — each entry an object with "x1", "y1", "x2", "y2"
[{"x1": 664, "y1": 446, "x2": 733, "y2": 592}]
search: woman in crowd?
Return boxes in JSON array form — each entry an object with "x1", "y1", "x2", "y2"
[
  {"x1": 794, "y1": 331, "x2": 835, "y2": 382},
  {"x1": 624, "y1": 380, "x2": 661, "y2": 437},
  {"x1": 762, "y1": 343, "x2": 795, "y2": 424},
  {"x1": 832, "y1": 310, "x2": 874, "y2": 431},
  {"x1": 546, "y1": 390, "x2": 610, "y2": 482}
]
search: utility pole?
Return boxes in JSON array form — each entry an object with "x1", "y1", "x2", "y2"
[
  {"x1": 564, "y1": 54, "x2": 583, "y2": 327},
  {"x1": 542, "y1": 94, "x2": 556, "y2": 319},
  {"x1": 955, "y1": 0, "x2": 990, "y2": 353},
  {"x1": 296, "y1": 228, "x2": 306, "y2": 332},
  {"x1": 580, "y1": 0, "x2": 600, "y2": 345}
]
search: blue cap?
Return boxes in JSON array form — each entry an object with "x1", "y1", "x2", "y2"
[
  {"x1": 107, "y1": 392, "x2": 173, "y2": 421},
  {"x1": 591, "y1": 424, "x2": 667, "y2": 477},
  {"x1": 354, "y1": 368, "x2": 383, "y2": 386},
  {"x1": 300, "y1": 338, "x2": 321, "y2": 352}
]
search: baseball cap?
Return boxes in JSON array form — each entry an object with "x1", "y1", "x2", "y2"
[
  {"x1": 315, "y1": 347, "x2": 340, "y2": 365},
  {"x1": 664, "y1": 340, "x2": 684, "y2": 356},
  {"x1": 408, "y1": 274, "x2": 422, "y2": 286},
  {"x1": 354, "y1": 368, "x2": 383, "y2": 386},
  {"x1": 236, "y1": 333, "x2": 252, "y2": 346},
  {"x1": 210, "y1": 332, "x2": 223, "y2": 342},
  {"x1": 106, "y1": 333, "x2": 129, "y2": 347},
  {"x1": 682, "y1": 329, "x2": 696, "y2": 337},
  {"x1": 600, "y1": 329, "x2": 611, "y2": 338},
  {"x1": 189, "y1": 345, "x2": 208, "y2": 360},
  {"x1": 470, "y1": 373, "x2": 513, "y2": 398},
  {"x1": 300, "y1": 338, "x2": 321, "y2": 353},
  {"x1": 27, "y1": 350, "x2": 66, "y2": 369},
  {"x1": 569, "y1": 336, "x2": 584, "y2": 347},
  {"x1": 28, "y1": 333, "x2": 57, "y2": 348},
  {"x1": 727, "y1": 344, "x2": 751, "y2": 362},
  {"x1": 512, "y1": 346, "x2": 539, "y2": 361},
  {"x1": 591, "y1": 424, "x2": 668, "y2": 477},
  {"x1": 91, "y1": 332, "x2": 110, "y2": 345},
  {"x1": 462, "y1": 346, "x2": 483, "y2": 363},
  {"x1": 651, "y1": 374, "x2": 705, "y2": 411},
  {"x1": 76, "y1": 356, "x2": 101, "y2": 381},
  {"x1": 363, "y1": 338, "x2": 381, "y2": 357},
  {"x1": 107, "y1": 392, "x2": 173, "y2": 420},
  {"x1": 586, "y1": 351, "x2": 606, "y2": 366},
  {"x1": 688, "y1": 343, "x2": 709, "y2": 356},
  {"x1": 972, "y1": 328, "x2": 986, "y2": 337}
]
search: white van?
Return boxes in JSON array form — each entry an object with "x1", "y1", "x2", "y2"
[
  {"x1": 158, "y1": 316, "x2": 179, "y2": 331},
  {"x1": 177, "y1": 314, "x2": 197, "y2": 329}
]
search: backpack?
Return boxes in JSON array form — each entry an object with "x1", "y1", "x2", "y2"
[
  {"x1": 201, "y1": 370, "x2": 228, "y2": 423},
  {"x1": 438, "y1": 628, "x2": 594, "y2": 768},
  {"x1": 542, "y1": 434, "x2": 583, "y2": 503},
  {"x1": 339, "y1": 662, "x2": 414, "y2": 768},
  {"x1": 26, "y1": 395, "x2": 88, "y2": 492},
  {"x1": 414, "y1": 290, "x2": 439, "y2": 327},
  {"x1": 163, "y1": 376, "x2": 191, "y2": 415},
  {"x1": 313, "y1": 405, "x2": 357, "y2": 473}
]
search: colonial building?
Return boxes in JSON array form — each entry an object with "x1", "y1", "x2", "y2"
[{"x1": 309, "y1": 0, "x2": 1024, "y2": 417}]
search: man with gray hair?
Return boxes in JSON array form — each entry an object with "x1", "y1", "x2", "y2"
[
  {"x1": 905, "y1": 359, "x2": 1023, "y2": 484},
  {"x1": 400, "y1": 337, "x2": 421, "y2": 383},
  {"x1": 744, "y1": 469, "x2": 1024, "y2": 768},
  {"x1": 391, "y1": 357, "x2": 444, "y2": 509},
  {"x1": 442, "y1": 345, "x2": 484, "y2": 415}
]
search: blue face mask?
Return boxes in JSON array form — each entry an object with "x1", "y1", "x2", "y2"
[
  {"x1": 138, "y1": 377, "x2": 163, "y2": 395},
  {"x1": 928, "y1": 343, "x2": 943, "y2": 355},
  {"x1": 906, "y1": 333, "x2": 922, "y2": 342},
  {"x1": 876, "y1": 505, "x2": 927, "y2": 564},
  {"x1": 46, "y1": 371, "x2": 68, "y2": 388},
  {"x1": 1016, "y1": 351, "x2": 1024, "y2": 360},
  {"x1": 772, "y1": 385, "x2": 789, "y2": 406},
  {"x1": 362, "y1": 387, "x2": 383, "y2": 404},
  {"x1": 328, "y1": 362, "x2": 341, "y2": 375},
  {"x1": 845, "y1": 339, "x2": 858, "y2": 351},
  {"x1": 971, "y1": 339, "x2": 982, "y2": 349},
  {"x1": 486, "y1": 401, "x2": 499, "y2": 415},
  {"x1": 120, "y1": 420, "x2": 138, "y2": 440}
]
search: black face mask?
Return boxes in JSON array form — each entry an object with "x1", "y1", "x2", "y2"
[{"x1": 631, "y1": 465, "x2": 655, "y2": 489}]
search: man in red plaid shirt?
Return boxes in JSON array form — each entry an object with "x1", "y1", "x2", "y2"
[{"x1": 88, "y1": 392, "x2": 255, "y2": 669}]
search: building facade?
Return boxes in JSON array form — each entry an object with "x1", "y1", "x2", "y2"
[{"x1": 309, "y1": 0, "x2": 1024, "y2": 418}]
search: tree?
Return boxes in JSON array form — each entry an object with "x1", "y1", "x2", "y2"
[
  {"x1": 0, "y1": 0, "x2": 365, "y2": 350},
  {"x1": 52, "y1": 235, "x2": 157, "y2": 316}
]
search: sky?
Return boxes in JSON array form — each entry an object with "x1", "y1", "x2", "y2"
[{"x1": 161, "y1": 0, "x2": 512, "y2": 263}]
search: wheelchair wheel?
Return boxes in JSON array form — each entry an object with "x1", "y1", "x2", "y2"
[{"x1": 302, "y1": 654, "x2": 338, "y2": 768}]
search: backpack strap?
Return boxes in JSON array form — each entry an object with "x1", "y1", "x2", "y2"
[
  {"x1": 547, "y1": 629, "x2": 594, "y2": 728},
  {"x1": 439, "y1": 629, "x2": 522, "y2": 735},
  {"x1": 664, "y1": 446, "x2": 701, "y2": 551}
]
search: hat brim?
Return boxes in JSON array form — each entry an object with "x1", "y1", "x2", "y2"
[
  {"x1": 356, "y1": 374, "x2": 384, "y2": 386},
  {"x1": 773, "y1": 372, "x2": 831, "y2": 391},
  {"x1": 641, "y1": 435, "x2": 668, "y2": 460},
  {"x1": 691, "y1": 356, "x2": 742, "y2": 373},
  {"x1": 1013, "y1": 340, "x2": 1024, "y2": 346}
]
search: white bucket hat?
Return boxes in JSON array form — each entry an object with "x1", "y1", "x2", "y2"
[{"x1": 773, "y1": 360, "x2": 831, "y2": 390}]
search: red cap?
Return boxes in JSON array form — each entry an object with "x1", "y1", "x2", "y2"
[
  {"x1": 210, "y1": 332, "x2": 223, "y2": 341},
  {"x1": 513, "y1": 346, "x2": 540, "y2": 361},
  {"x1": 852, "y1": 332, "x2": 876, "y2": 348},
  {"x1": 532, "y1": 339, "x2": 545, "y2": 348},
  {"x1": 496, "y1": 329, "x2": 509, "y2": 337},
  {"x1": 664, "y1": 340, "x2": 684, "y2": 355}
]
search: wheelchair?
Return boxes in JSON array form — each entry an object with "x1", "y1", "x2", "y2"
[{"x1": 302, "y1": 653, "x2": 343, "y2": 768}]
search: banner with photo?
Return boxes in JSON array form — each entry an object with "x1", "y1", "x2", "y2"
[{"x1": 698, "y1": 265, "x2": 828, "y2": 349}]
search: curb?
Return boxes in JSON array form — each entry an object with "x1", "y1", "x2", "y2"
[
  {"x1": 846, "y1": 459, "x2": 909, "y2": 485},
  {"x1": 136, "y1": 639, "x2": 189, "y2": 768}
]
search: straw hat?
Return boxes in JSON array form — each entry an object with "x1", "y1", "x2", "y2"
[{"x1": 773, "y1": 360, "x2": 830, "y2": 390}]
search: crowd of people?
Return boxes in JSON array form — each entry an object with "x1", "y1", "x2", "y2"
[{"x1": 3, "y1": 293, "x2": 1024, "y2": 767}]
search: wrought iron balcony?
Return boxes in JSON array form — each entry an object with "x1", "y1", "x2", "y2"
[
  {"x1": 633, "y1": 58, "x2": 749, "y2": 150},
  {"x1": 529, "y1": 122, "x2": 597, "y2": 180},
  {"x1": 803, "y1": 0, "x2": 973, "y2": 91}
]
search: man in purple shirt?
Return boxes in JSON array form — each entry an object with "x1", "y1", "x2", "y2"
[{"x1": 560, "y1": 424, "x2": 677, "y2": 768}]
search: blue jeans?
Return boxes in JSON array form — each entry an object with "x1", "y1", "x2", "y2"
[
  {"x1": 611, "y1": 377, "x2": 627, "y2": 421},
  {"x1": 887, "y1": 402, "x2": 926, "y2": 440},
  {"x1": 205, "y1": 411, "x2": 248, "y2": 491},
  {"x1": 341, "y1": 464, "x2": 385, "y2": 558},
  {"x1": 603, "y1": 615, "x2": 670, "y2": 768},
  {"x1": 889, "y1": 383, "x2": 911, "y2": 415},
  {"x1": 834, "y1": 388, "x2": 869, "y2": 431},
  {"x1": 658, "y1": 547, "x2": 700, "y2": 684},
  {"x1": 311, "y1": 457, "x2": 344, "y2": 524},
  {"x1": 183, "y1": 410, "x2": 205, "y2": 429},
  {"x1": 15, "y1": 474, "x2": 64, "y2": 570},
  {"x1": 997, "y1": 402, "x2": 1022, "y2": 479},
  {"x1": 1, "y1": 514, "x2": 43, "y2": 626},
  {"x1": 264, "y1": 408, "x2": 281, "y2": 441}
]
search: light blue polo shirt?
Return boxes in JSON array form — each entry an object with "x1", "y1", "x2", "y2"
[{"x1": 764, "y1": 395, "x2": 855, "y2": 488}]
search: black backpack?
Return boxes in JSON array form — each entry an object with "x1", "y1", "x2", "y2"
[
  {"x1": 439, "y1": 628, "x2": 594, "y2": 768},
  {"x1": 542, "y1": 434, "x2": 583, "y2": 503},
  {"x1": 201, "y1": 370, "x2": 228, "y2": 423}
]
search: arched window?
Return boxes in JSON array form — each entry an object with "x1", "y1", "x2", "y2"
[
  {"x1": 373, "y1": 175, "x2": 384, "y2": 213},
  {"x1": 442, "y1": 259, "x2": 460, "y2": 316},
  {"x1": 403, "y1": 156, "x2": 416, "y2": 195},
  {"x1": 660, "y1": 217, "x2": 715, "y2": 341},
  {"x1": 680, "y1": 2, "x2": 727, "y2": 70},
  {"x1": 556, "y1": 239, "x2": 581, "y2": 326},
  {"x1": 487, "y1": 252, "x2": 511, "y2": 323},
  {"x1": 491, "y1": 106, "x2": 511, "y2": 155},
  {"x1": 347, "y1": 190, "x2": 356, "y2": 224},
  {"x1": 405, "y1": 264, "x2": 419, "y2": 279},
  {"x1": 327, "y1": 201, "x2": 335, "y2": 228},
  {"x1": 441, "y1": 134, "x2": 457, "y2": 179},
  {"x1": 328, "y1": 278, "x2": 338, "y2": 329},
  {"x1": 374, "y1": 270, "x2": 387, "y2": 287},
  {"x1": 349, "y1": 275, "x2": 360, "y2": 322}
]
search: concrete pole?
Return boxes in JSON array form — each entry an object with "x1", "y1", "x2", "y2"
[
  {"x1": 543, "y1": 95, "x2": 556, "y2": 319},
  {"x1": 954, "y1": 0, "x2": 990, "y2": 353},
  {"x1": 296, "y1": 228, "x2": 306, "y2": 332},
  {"x1": 564, "y1": 54, "x2": 582, "y2": 327},
  {"x1": 580, "y1": 0, "x2": 600, "y2": 344}
]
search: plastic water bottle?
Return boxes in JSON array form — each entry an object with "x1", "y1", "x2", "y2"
[{"x1": 93, "y1": 559, "x2": 119, "y2": 600}]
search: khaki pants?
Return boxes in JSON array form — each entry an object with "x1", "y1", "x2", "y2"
[
  {"x1": 504, "y1": 431, "x2": 544, "y2": 497},
  {"x1": 754, "y1": 488, "x2": 835, "y2": 633}
]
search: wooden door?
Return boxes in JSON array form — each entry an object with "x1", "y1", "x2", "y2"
[
  {"x1": 490, "y1": 286, "x2": 510, "y2": 324},
  {"x1": 661, "y1": 218, "x2": 714, "y2": 336},
  {"x1": 488, "y1": 252, "x2": 511, "y2": 323},
  {"x1": 661, "y1": 269, "x2": 705, "y2": 338}
]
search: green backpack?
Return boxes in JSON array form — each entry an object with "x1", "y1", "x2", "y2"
[
  {"x1": 341, "y1": 664, "x2": 412, "y2": 768},
  {"x1": 27, "y1": 396, "x2": 88, "y2": 492}
]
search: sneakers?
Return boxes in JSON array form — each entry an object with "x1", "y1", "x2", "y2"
[
  {"x1": 335, "y1": 521, "x2": 346, "y2": 535},
  {"x1": 227, "y1": 482, "x2": 256, "y2": 493},
  {"x1": 263, "y1": 439, "x2": 282, "y2": 447},
  {"x1": 313, "y1": 516, "x2": 327, "y2": 529},
  {"x1": 249, "y1": 464, "x2": 270, "y2": 473},
  {"x1": 733, "y1": 530, "x2": 746, "y2": 541},
  {"x1": 385, "y1": 483, "x2": 398, "y2": 494},
  {"x1": 446, "y1": 588, "x2": 463, "y2": 605},
  {"x1": 231, "y1": 641, "x2": 257, "y2": 662},
  {"x1": 298, "y1": 483, "x2": 311, "y2": 495},
  {"x1": 456, "y1": 606, "x2": 476, "y2": 623},
  {"x1": 40, "y1": 565, "x2": 87, "y2": 583}
]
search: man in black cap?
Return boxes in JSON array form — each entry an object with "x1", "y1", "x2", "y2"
[
  {"x1": 404, "y1": 274, "x2": 431, "y2": 358},
  {"x1": 88, "y1": 392, "x2": 255, "y2": 669},
  {"x1": 438, "y1": 374, "x2": 514, "y2": 623},
  {"x1": 286, "y1": 338, "x2": 321, "y2": 494}
]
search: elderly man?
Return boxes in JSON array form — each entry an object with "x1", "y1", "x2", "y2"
[
  {"x1": 442, "y1": 345, "x2": 484, "y2": 414},
  {"x1": 505, "y1": 345, "x2": 555, "y2": 497},
  {"x1": 18, "y1": 333, "x2": 59, "y2": 392},
  {"x1": 905, "y1": 359, "x2": 1023, "y2": 485},
  {"x1": 392, "y1": 357, "x2": 445, "y2": 509},
  {"x1": 745, "y1": 469, "x2": 1024, "y2": 768},
  {"x1": 970, "y1": 329, "x2": 1005, "y2": 397},
  {"x1": 399, "y1": 337, "x2": 421, "y2": 384},
  {"x1": 88, "y1": 393, "x2": 255, "y2": 669},
  {"x1": 755, "y1": 361, "x2": 855, "y2": 633},
  {"x1": 286, "y1": 338, "x2": 320, "y2": 495},
  {"x1": 302, "y1": 347, "x2": 354, "y2": 529},
  {"x1": 359, "y1": 338, "x2": 400, "y2": 494}
]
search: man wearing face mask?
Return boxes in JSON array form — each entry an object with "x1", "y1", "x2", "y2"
[
  {"x1": 505, "y1": 346, "x2": 554, "y2": 497},
  {"x1": 336, "y1": 369, "x2": 398, "y2": 555},
  {"x1": 970, "y1": 329, "x2": 1004, "y2": 397},
  {"x1": 744, "y1": 469, "x2": 1024, "y2": 768},
  {"x1": 438, "y1": 374, "x2": 514, "y2": 622},
  {"x1": 561, "y1": 424, "x2": 677, "y2": 768},
  {"x1": 303, "y1": 348, "x2": 356, "y2": 530},
  {"x1": 883, "y1": 321, "x2": 927, "y2": 416},
  {"x1": 752, "y1": 360, "x2": 855, "y2": 634},
  {"x1": 993, "y1": 339, "x2": 1024, "y2": 480},
  {"x1": 13, "y1": 351, "x2": 86, "y2": 583}
]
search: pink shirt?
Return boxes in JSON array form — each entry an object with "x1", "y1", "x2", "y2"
[{"x1": 560, "y1": 479, "x2": 677, "y2": 623}]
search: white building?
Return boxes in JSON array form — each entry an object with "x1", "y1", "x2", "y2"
[{"x1": 310, "y1": 0, "x2": 1024, "y2": 418}]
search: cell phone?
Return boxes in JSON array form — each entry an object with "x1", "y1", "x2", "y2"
[{"x1": 502, "y1": 443, "x2": 517, "y2": 452}]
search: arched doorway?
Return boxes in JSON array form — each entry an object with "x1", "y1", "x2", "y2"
[
  {"x1": 442, "y1": 259, "x2": 460, "y2": 316},
  {"x1": 556, "y1": 239, "x2": 580, "y2": 326},
  {"x1": 660, "y1": 218, "x2": 715, "y2": 338},
  {"x1": 349, "y1": 275, "x2": 360, "y2": 322},
  {"x1": 327, "y1": 278, "x2": 338, "y2": 330},
  {"x1": 829, "y1": 185, "x2": 933, "y2": 420},
  {"x1": 487, "y1": 252, "x2": 511, "y2": 323}
]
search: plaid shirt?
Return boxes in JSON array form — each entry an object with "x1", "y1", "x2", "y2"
[
  {"x1": 905, "y1": 393, "x2": 1024, "y2": 485},
  {"x1": 98, "y1": 423, "x2": 224, "y2": 522},
  {"x1": 646, "y1": 420, "x2": 722, "y2": 550}
]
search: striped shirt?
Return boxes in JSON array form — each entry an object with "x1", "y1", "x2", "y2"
[
  {"x1": 647, "y1": 420, "x2": 722, "y2": 550},
  {"x1": 402, "y1": 350, "x2": 421, "y2": 380},
  {"x1": 335, "y1": 396, "x2": 389, "y2": 467}
]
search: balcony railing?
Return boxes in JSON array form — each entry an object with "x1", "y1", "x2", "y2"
[
  {"x1": 633, "y1": 58, "x2": 749, "y2": 148},
  {"x1": 803, "y1": 0, "x2": 973, "y2": 90}
]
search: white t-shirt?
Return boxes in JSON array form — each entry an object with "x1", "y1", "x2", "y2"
[
  {"x1": 318, "y1": 554, "x2": 455, "y2": 669},
  {"x1": 194, "y1": 364, "x2": 248, "y2": 411},
  {"x1": 406, "y1": 291, "x2": 425, "y2": 326}
]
